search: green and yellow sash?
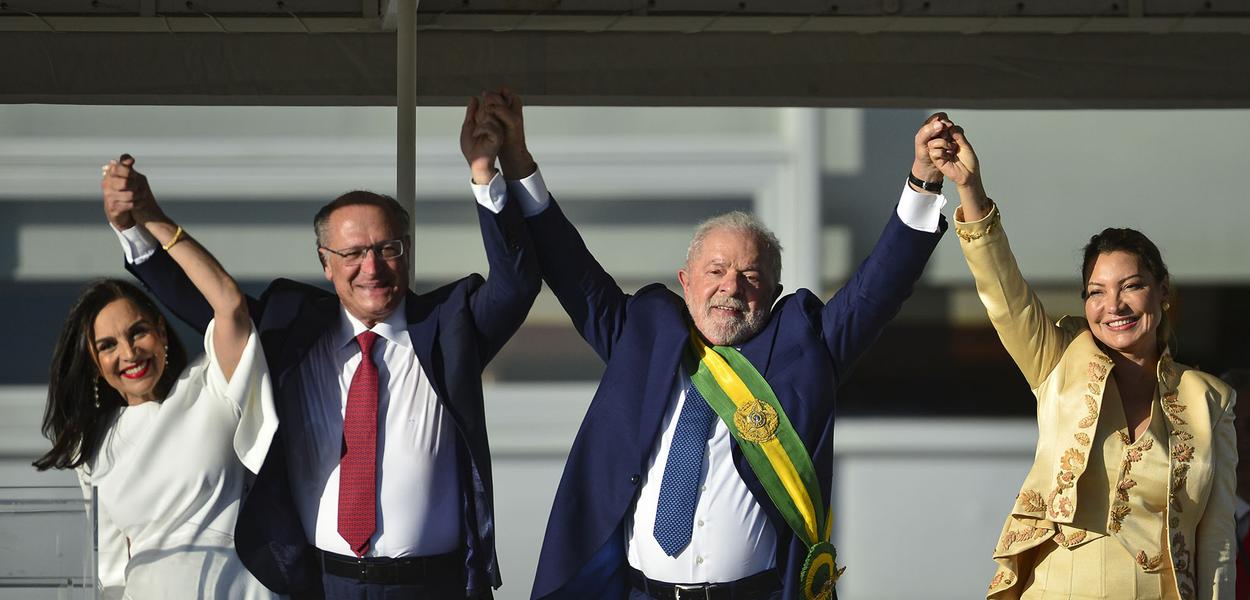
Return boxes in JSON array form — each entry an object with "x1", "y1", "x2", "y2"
[{"x1": 687, "y1": 328, "x2": 843, "y2": 600}]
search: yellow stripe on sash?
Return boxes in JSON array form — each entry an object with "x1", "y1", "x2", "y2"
[{"x1": 691, "y1": 338, "x2": 821, "y2": 544}]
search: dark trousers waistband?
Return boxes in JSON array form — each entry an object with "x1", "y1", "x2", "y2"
[
  {"x1": 627, "y1": 567, "x2": 782, "y2": 600},
  {"x1": 315, "y1": 548, "x2": 463, "y2": 586}
]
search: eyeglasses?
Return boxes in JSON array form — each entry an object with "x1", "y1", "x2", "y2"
[{"x1": 319, "y1": 238, "x2": 406, "y2": 267}]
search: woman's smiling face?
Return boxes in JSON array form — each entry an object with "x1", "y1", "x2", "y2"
[
  {"x1": 1083, "y1": 250, "x2": 1167, "y2": 361},
  {"x1": 91, "y1": 298, "x2": 167, "y2": 406}
]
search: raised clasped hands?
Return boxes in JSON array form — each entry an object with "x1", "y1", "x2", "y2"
[
  {"x1": 461, "y1": 94, "x2": 506, "y2": 185},
  {"x1": 928, "y1": 124, "x2": 980, "y2": 192},
  {"x1": 101, "y1": 155, "x2": 167, "y2": 230},
  {"x1": 482, "y1": 87, "x2": 535, "y2": 180},
  {"x1": 918, "y1": 115, "x2": 990, "y2": 219},
  {"x1": 912, "y1": 112, "x2": 954, "y2": 188},
  {"x1": 462, "y1": 86, "x2": 536, "y2": 182}
]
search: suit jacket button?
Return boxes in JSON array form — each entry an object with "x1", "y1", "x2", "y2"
[{"x1": 629, "y1": 474, "x2": 641, "y2": 485}]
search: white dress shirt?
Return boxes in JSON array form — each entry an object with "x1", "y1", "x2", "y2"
[
  {"x1": 113, "y1": 174, "x2": 516, "y2": 558},
  {"x1": 283, "y1": 299, "x2": 461, "y2": 557},
  {"x1": 492, "y1": 167, "x2": 946, "y2": 582}
]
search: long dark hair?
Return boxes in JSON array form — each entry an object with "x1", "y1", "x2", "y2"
[
  {"x1": 32, "y1": 279, "x2": 187, "y2": 471},
  {"x1": 1080, "y1": 227, "x2": 1175, "y2": 352}
]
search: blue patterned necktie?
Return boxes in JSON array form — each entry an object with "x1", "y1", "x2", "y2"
[{"x1": 653, "y1": 383, "x2": 718, "y2": 557}]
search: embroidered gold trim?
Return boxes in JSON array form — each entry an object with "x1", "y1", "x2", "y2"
[
  {"x1": 955, "y1": 213, "x2": 998, "y2": 242},
  {"x1": 1170, "y1": 428, "x2": 1194, "y2": 442},
  {"x1": 1074, "y1": 432, "x2": 1090, "y2": 446},
  {"x1": 1169, "y1": 463, "x2": 1191, "y2": 513},
  {"x1": 1115, "y1": 478, "x2": 1138, "y2": 502},
  {"x1": 998, "y1": 526, "x2": 1049, "y2": 551},
  {"x1": 1108, "y1": 437, "x2": 1152, "y2": 532},
  {"x1": 1109, "y1": 505, "x2": 1131, "y2": 532},
  {"x1": 1018, "y1": 490, "x2": 1045, "y2": 513},
  {"x1": 1046, "y1": 448, "x2": 1084, "y2": 518},
  {"x1": 1171, "y1": 443, "x2": 1194, "y2": 463},
  {"x1": 1087, "y1": 361, "x2": 1109, "y2": 382},
  {"x1": 1054, "y1": 529, "x2": 1086, "y2": 547},
  {"x1": 1077, "y1": 394, "x2": 1098, "y2": 429},
  {"x1": 1059, "y1": 448, "x2": 1085, "y2": 471},
  {"x1": 1136, "y1": 550, "x2": 1166, "y2": 571}
]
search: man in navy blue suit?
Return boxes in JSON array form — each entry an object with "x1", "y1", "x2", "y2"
[
  {"x1": 481, "y1": 90, "x2": 953, "y2": 600},
  {"x1": 106, "y1": 99, "x2": 538, "y2": 599}
]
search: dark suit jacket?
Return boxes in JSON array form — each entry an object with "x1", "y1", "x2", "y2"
[
  {"x1": 526, "y1": 198, "x2": 945, "y2": 600},
  {"x1": 126, "y1": 202, "x2": 539, "y2": 598}
]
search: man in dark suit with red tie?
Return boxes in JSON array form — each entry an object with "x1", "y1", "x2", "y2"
[{"x1": 109, "y1": 99, "x2": 539, "y2": 598}]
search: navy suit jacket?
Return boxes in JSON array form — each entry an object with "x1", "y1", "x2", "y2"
[
  {"x1": 126, "y1": 202, "x2": 539, "y2": 598},
  {"x1": 526, "y1": 198, "x2": 944, "y2": 600}
]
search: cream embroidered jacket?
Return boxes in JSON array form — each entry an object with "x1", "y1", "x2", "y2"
[{"x1": 956, "y1": 205, "x2": 1236, "y2": 600}]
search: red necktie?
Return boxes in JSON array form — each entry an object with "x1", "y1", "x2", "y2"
[{"x1": 339, "y1": 330, "x2": 380, "y2": 557}]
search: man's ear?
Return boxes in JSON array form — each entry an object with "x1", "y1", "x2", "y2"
[
  {"x1": 677, "y1": 268, "x2": 690, "y2": 292},
  {"x1": 319, "y1": 251, "x2": 333, "y2": 281}
]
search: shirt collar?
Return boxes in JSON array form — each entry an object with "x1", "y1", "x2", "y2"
[{"x1": 335, "y1": 297, "x2": 411, "y2": 351}]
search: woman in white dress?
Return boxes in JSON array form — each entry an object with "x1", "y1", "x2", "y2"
[{"x1": 33, "y1": 155, "x2": 279, "y2": 599}]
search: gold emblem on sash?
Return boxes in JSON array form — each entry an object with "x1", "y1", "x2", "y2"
[{"x1": 734, "y1": 398, "x2": 779, "y2": 443}]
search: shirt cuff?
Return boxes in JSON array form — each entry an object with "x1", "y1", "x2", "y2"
[
  {"x1": 506, "y1": 168, "x2": 551, "y2": 218},
  {"x1": 114, "y1": 224, "x2": 158, "y2": 264},
  {"x1": 896, "y1": 180, "x2": 947, "y2": 233},
  {"x1": 470, "y1": 171, "x2": 508, "y2": 214}
]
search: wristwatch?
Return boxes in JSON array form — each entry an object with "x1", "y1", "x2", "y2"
[{"x1": 907, "y1": 172, "x2": 942, "y2": 193}]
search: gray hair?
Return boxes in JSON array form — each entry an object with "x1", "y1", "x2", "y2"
[{"x1": 685, "y1": 211, "x2": 783, "y2": 284}]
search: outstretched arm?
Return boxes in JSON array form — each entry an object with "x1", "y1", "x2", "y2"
[
  {"x1": 488, "y1": 88, "x2": 632, "y2": 362},
  {"x1": 819, "y1": 115, "x2": 949, "y2": 378},
  {"x1": 103, "y1": 157, "x2": 250, "y2": 381},
  {"x1": 940, "y1": 125, "x2": 1070, "y2": 388},
  {"x1": 459, "y1": 94, "x2": 542, "y2": 365}
]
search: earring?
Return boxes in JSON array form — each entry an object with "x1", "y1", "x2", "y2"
[
  {"x1": 163, "y1": 344, "x2": 169, "y2": 368},
  {"x1": 93, "y1": 377, "x2": 101, "y2": 408},
  {"x1": 1163, "y1": 301, "x2": 1171, "y2": 311}
]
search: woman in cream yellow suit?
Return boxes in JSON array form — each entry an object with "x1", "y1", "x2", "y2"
[{"x1": 921, "y1": 120, "x2": 1236, "y2": 600}]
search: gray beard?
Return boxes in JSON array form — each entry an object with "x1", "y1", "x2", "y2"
[{"x1": 693, "y1": 303, "x2": 770, "y2": 346}]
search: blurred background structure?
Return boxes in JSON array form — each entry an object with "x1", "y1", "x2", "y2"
[{"x1": 2, "y1": 2, "x2": 1250, "y2": 599}]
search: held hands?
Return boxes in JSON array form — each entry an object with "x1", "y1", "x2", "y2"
[
  {"x1": 922, "y1": 119, "x2": 980, "y2": 190},
  {"x1": 482, "y1": 87, "x2": 536, "y2": 180},
  {"x1": 911, "y1": 112, "x2": 953, "y2": 187},
  {"x1": 461, "y1": 86, "x2": 535, "y2": 182},
  {"x1": 101, "y1": 155, "x2": 167, "y2": 230},
  {"x1": 920, "y1": 116, "x2": 985, "y2": 218},
  {"x1": 461, "y1": 95, "x2": 506, "y2": 185}
]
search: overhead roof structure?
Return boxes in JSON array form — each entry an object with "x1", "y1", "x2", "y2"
[{"x1": 3, "y1": 0, "x2": 1250, "y2": 108}]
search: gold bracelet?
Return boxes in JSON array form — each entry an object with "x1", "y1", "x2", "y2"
[{"x1": 162, "y1": 225, "x2": 184, "y2": 251}]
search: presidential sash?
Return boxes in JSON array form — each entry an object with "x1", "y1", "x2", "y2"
[{"x1": 686, "y1": 328, "x2": 843, "y2": 600}]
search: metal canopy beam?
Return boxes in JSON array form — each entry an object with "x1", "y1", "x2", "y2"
[{"x1": 3, "y1": 27, "x2": 1250, "y2": 108}]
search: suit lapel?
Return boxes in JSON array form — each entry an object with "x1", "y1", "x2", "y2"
[
  {"x1": 737, "y1": 310, "x2": 782, "y2": 378},
  {"x1": 404, "y1": 291, "x2": 459, "y2": 422},
  {"x1": 638, "y1": 319, "x2": 688, "y2": 448},
  {"x1": 274, "y1": 292, "x2": 339, "y2": 390}
]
